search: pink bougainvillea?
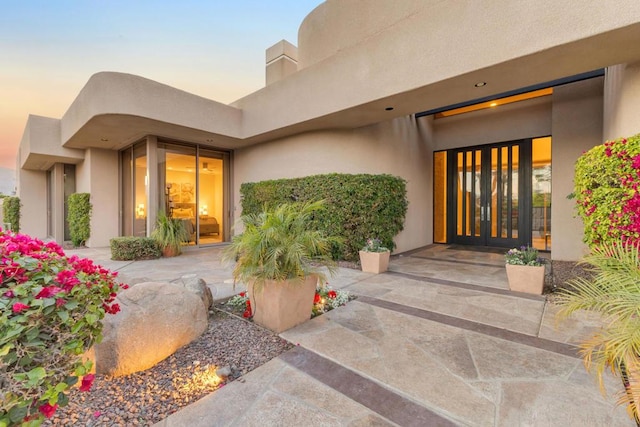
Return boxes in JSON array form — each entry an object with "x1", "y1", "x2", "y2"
[
  {"x1": 574, "y1": 134, "x2": 640, "y2": 248},
  {"x1": 0, "y1": 229, "x2": 127, "y2": 426}
]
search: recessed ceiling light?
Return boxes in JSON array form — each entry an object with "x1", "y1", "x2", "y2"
[
  {"x1": 474, "y1": 82, "x2": 487, "y2": 87},
  {"x1": 385, "y1": 107, "x2": 394, "y2": 111}
]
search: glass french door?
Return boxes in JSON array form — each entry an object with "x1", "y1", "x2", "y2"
[{"x1": 450, "y1": 140, "x2": 531, "y2": 248}]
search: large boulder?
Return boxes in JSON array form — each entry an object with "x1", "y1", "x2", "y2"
[
  {"x1": 93, "y1": 281, "x2": 208, "y2": 377},
  {"x1": 172, "y1": 274, "x2": 214, "y2": 309}
]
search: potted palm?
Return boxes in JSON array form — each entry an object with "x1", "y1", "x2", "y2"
[
  {"x1": 359, "y1": 238, "x2": 391, "y2": 274},
  {"x1": 151, "y1": 211, "x2": 190, "y2": 257},
  {"x1": 555, "y1": 243, "x2": 640, "y2": 425},
  {"x1": 504, "y1": 246, "x2": 546, "y2": 294},
  {"x1": 223, "y1": 200, "x2": 340, "y2": 333}
]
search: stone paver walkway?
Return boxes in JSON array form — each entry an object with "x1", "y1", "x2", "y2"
[{"x1": 69, "y1": 245, "x2": 632, "y2": 426}]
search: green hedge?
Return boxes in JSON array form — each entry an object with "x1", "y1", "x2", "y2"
[
  {"x1": 240, "y1": 173, "x2": 408, "y2": 261},
  {"x1": 2, "y1": 196, "x2": 20, "y2": 232},
  {"x1": 67, "y1": 193, "x2": 92, "y2": 247},
  {"x1": 110, "y1": 237, "x2": 161, "y2": 260}
]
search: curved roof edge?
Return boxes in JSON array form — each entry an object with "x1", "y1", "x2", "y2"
[{"x1": 60, "y1": 72, "x2": 243, "y2": 149}]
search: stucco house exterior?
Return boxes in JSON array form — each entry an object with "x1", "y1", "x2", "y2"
[{"x1": 15, "y1": 0, "x2": 640, "y2": 261}]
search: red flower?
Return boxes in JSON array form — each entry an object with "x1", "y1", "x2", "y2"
[
  {"x1": 313, "y1": 293, "x2": 321, "y2": 304},
  {"x1": 242, "y1": 309, "x2": 252, "y2": 318},
  {"x1": 55, "y1": 298, "x2": 66, "y2": 307},
  {"x1": 38, "y1": 403, "x2": 58, "y2": 418},
  {"x1": 328, "y1": 290, "x2": 337, "y2": 299},
  {"x1": 3, "y1": 290, "x2": 14, "y2": 298},
  {"x1": 12, "y1": 302, "x2": 29, "y2": 313},
  {"x1": 239, "y1": 292, "x2": 246, "y2": 297},
  {"x1": 35, "y1": 286, "x2": 63, "y2": 299},
  {"x1": 79, "y1": 373, "x2": 95, "y2": 392}
]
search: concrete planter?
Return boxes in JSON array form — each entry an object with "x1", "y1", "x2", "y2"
[
  {"x1": 359, "y1": 250, "x2": 391, "y2": 274},
  {"x1": 505, "y1": 264, "x2": 545, "y2": 294},
  {"x1": 248, "y1": 275, "x2": 318, "y2": 333}
]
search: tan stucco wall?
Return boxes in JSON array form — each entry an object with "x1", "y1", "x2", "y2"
[
  {"x1": 76, "y1": 149, "x2": 119, "y2": 247},
  {"x1": 603, "y1": 62, "x2": 640, "y2": 140},
  {"x1": 234, "y1": 115, "x2": 433, "y2": 253},
  {"x1": 432, "y1": 97, "x2": 552, "y2": 151},
  {"x1": 19, "y1": 115, "x2": 84, "y2": 170},
  {"x1": 551, "y1": 78, "x2": 604, "y2": 261},
  {"x1": 17, "y1": 169, "x2": 47, "y2": 238}
]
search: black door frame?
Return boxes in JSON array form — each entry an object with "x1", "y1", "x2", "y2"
[{"x1": 446, "y1": 139, "x2": 532, "y2": 248}]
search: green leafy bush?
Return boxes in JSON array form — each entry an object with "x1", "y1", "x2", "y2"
[
  {"x1": 573, "y1": 134, "x2": 640, "y2": 248},
  {"x1": 67, "y1": 194, "x2": 91, "y2": 247},
  {"x1": 109, "y1": 237, "x2": 161, "y2": 261},
  {"x1": 2, "y1": 197, "x2": 20, "y2": 233},
  {"x1": 240, "y1": 174, "x2": 407, "y2": 261},
  {"x1": 0, "y1": 230, "x2": 126, "y2": 425}
]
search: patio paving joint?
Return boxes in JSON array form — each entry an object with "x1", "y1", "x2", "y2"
[{"x1": 357, "y1": 296, "x2": 580, "y2": 359}]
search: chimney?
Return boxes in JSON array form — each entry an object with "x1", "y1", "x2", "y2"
[{"x1": 266, "y1": 40, "x2": 298, "y2": 85}]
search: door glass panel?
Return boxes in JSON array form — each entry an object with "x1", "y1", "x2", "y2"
[
  {"x1": 532, "y1": 137, "x2": 552, "y2": 250},
  {"x1": 133, "y1": 143, "x2": 147, "y2": 237},
  {"x1": 198, "y1": 150, "x2": 225, "y2": 244},
  {"x1": 160, "y1": 144, "x2": 197, "y2": 246},
  {"x1": 121, "y1": 148, "x2": 133, "y2": 236},
  {"x1": 433, "y1": 151, "x2": 447, "y2": 243},
  {"x1": 456, "y1": 152, "x2": 464, "y2": 236},
  {"x1": 490, "y1": 148, "x2": 498, "y2": 238},
  {"x1": 474, "y1": 150, "x2": 482, "y2": 237},
  {"x1": 500, "y1": 146, "x2": 509, "y2": 238},
  {"x1": 511, "y1": 145, "x2": 519, "y2": 238}
]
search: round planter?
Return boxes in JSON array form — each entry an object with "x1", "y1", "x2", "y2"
[{"x1": 505, "y1": 264, "x2": 545, "y2": 294}]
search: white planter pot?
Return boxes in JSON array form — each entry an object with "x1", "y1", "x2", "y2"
[
  {"x1": 505, "y1": 264, "x2": 545, "y2": 294},
  {"x1": 248, "y1": 275, "x2": 318, "y2": 333},
  {"x1": 359, "y1": 250, "x2": 391, "y2": 274}
]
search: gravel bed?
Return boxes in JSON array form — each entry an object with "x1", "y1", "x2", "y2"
[{"x1": 45, "y1": 310, "x2": 293, "y2": 426}]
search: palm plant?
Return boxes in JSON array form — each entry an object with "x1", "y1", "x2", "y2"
[
  {"x1": 555, "y1": 242, "x2": 640, "y2": 425},
  {"x1": 223, "y1": 200, "x2": 340, "y2": 286},
  {"x1": 151, "y1": 211, "x2": 190, "y2": 256}
]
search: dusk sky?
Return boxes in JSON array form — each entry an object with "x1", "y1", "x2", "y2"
[{"x1": 0, "y1": 0, "x2": 323, "y2": 169}]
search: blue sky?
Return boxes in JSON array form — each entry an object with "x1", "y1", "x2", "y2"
[{"x1": 0, "y1": 0, "x2": 323, "y2": 169}]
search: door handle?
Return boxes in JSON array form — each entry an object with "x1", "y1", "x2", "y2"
[{"x1": 480, "y1": 206, "x2": 485, "y2": 221}]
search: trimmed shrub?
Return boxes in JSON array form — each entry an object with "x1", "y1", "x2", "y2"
[
  {"x1": 110, "y1": 237, "x2": 161, "y2": 261},
  {"x1": 2, "y1": 197, "x2": 20, "y2": 232},
  {"x1": 240, "y1": 174, "x2": 408, "y2": 261},
  {"x1": 0, "y1": 231, "x2": 127, "y2": 425},
  {"x1": 573, "y1": 134, "x2": 640, "y2": 247},
  {"x1": 67, "y1": 194, "x2": 91, "y2": 247}
]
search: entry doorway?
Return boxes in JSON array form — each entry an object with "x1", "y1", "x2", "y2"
[{"x1": 433, "y1": 137, "x2": 551, "y2": 250}]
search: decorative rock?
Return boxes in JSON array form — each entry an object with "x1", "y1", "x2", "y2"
[
  {"x1": 215, "y1": 365, "x2": 232, "y2": 378},
  {"x1": 173, "y1": 274, "x2": 214, "y2": 309},
  {"x1": 93, "y1": 282, "x2": 208, "y2": 377}
]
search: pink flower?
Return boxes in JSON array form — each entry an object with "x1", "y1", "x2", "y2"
[
  {"x1": 38, "y1": 403, "x2": 58, "y2": 418},
  {"x1": 605, "y1": 147, "x2": 612, "y2": 157},
  {"x1": 12, "y1": 302, "x2": 29, "y2": 313},
  {"x1": 55, "y1": 298, "x2": 66, "y2": 308},
  {"x1": 3, "y1": 290, "x2": 14, "y2": 298},
  {"x1": 35, "y1": 286, "x2": 63, "y2": 299},
  {"x1": 93, "y1": 411, "x2": 101, "y2": 418},
  {"x1": 79, "y1": 373, "x2": 95, "y2": 392}
]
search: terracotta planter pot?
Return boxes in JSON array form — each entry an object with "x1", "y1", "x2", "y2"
[
  {"x1": 359, "y1": 250, "x2": 391, "y2": 274},
  {"x1": 248, "y1": 275, "x2": 318, "y2": 333},
  {"x1": 162, "y1": 246, "x2": 180, "y2": 257},
  {"x1": 505, "y1": 264, "x2": 545, "y2": 294}
]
